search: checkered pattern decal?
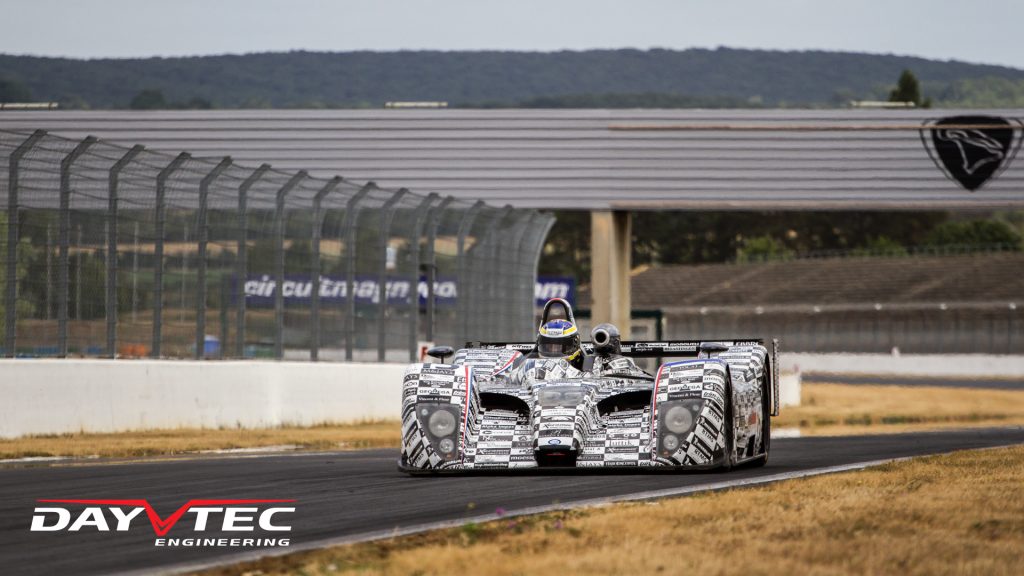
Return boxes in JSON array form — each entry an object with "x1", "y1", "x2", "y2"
[
  {"x1": 465, "y1": 409, "x2": 534, "y2": 469},
  {"x1": 651, "y1": 360, "x2": 728, "y2": 466},
  {"x1": 401, "y1": 363, "x2": 477, "y2": 470},
  {"x1": 451, "y1": 348, "x2": 522, "y2": 381},
  {"x1": 577, "y1": 408, "x2": 653, "y2": 467},
  {"x1": 718, "y1": 345, "x2": 769, "y2": 461},
  {"x1": 400, "y1": 343, "x2": 770, "y2": 471}
]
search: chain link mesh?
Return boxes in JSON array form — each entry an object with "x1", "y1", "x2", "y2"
[{"x1": 0, "y1": 129, "x2": 554, "y2": 361}]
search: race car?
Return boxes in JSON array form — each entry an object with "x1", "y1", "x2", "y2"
[{"x1": 399, "y1": 299, "x2": 778, "y2": 473}]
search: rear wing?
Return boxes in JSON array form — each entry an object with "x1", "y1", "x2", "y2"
[
  {"x1": 467, "y1": 338, "x2": 781, "y2": 416},
  {"x1": 467, "y1": 339, "x2": 765, "y2": 357}
]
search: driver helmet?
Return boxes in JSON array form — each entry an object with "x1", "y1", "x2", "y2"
[{"x1": 537, "y1": 318, "x2": 583, "y2": 369}]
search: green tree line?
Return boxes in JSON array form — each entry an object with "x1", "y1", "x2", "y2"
[
  {"x1": 540, "y1": 212, "x2": 1024, "y2": 281},
  {"x1": 3, "y1": 48, "x2": 1024, "y2": 108}
]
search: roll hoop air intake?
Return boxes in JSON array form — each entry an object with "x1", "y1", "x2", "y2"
[{"x1": 591, "y1": 323, "x2": 621, "y2": 357}]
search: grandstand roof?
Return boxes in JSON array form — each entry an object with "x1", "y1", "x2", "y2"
[
  {"x1": 2, "y1": 108, "x2": 1024, "y2": 209},
  {"x1": 579, "y1": 252, "x2": 1024, "y2": 311}
]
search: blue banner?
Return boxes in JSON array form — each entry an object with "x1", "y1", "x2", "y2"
[
  {"x1": 534, "y1": 276, "x2": 575, "y2": 308},
  {"x1": 238, "y1": 274, "x2": 575, "y2": 309}
]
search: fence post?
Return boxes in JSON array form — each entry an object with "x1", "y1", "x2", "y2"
[
  {"x1": 423, "y1": 196, "x2": 453, "y2": 345},
  {"x1": 6, "y1": 130, "x2": 45, "y2": 357},
  {"x1": 235, "y1": 164, "x2": 270, "y2": 359},
  {"x1": 219, "y1": 272, "x2": 229, "y2": 359},
  {"x1": 74, "y1": 225, "x2": 82, "y2": 323},
  {"x1": 58, "y1": 136, "x2": 97, "y2": 357},
  {"x1": 106, "y1": 144, "x2": 144, "y2": 357},
  {"x1": 45, "y1": 223, "x2": 52, "y2": 320},
  {"x1": 505, "y1": 211, "x2": 535, "y2": 341},
  {"x1": 273, "y1": 171, "x2": 307, "y2": 360},
  {"x1": 456, "y1": 201, "x2": 484, "y2": 347},
  {"x1": 343, "y1": 183, "x2": 374, "y2": 361},
  {"x1": 407, "y1": 193, "x2": 438, "y2": 361},
  {"x1": 194, "y1": 156, "x2": 232, "y2": 360},
  {"x1": 481, "y1": 206, "x2": 513, "y2": 341},
  {"x1": 152, "y1": 152, "x2": 190, "y2": 358},
  {"x1": 1009, "y1": 303, "x2": 1017, "y2": 354},
  {"x1": 376, "y1": 188, "x2": 408, "y2": 362},
  {"x1": 310, "y1": 176, "x2": 342, "y2": 361}
]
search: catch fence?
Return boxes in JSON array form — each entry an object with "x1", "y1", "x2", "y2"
[{"x1": 0, "y1": 129, "x2": 554, "y2": 361}]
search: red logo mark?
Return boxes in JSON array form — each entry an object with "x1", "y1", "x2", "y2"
[{"x1": 38, "y1": 499, "x2": 295, "y2": 536}]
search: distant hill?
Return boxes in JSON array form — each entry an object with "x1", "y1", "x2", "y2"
[{"x1": 2, "y1": 47, "x2": 1024, "y2": 109}]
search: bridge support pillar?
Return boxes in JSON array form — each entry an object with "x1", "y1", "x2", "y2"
[{"x1": 590, "y1": 210, "x2": 631, "y2": 334}]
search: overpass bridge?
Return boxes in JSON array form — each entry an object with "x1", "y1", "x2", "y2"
[{"x1": 3, "y1": 108, "x2": 1023, "y2": 334}]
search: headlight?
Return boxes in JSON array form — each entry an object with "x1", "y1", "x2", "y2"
[
  {"x1": 428, "y1": 409, "x2": 457, "y2": 437},
  {"x1": 438, "y1": 437, "x2": 455, "y2": 454},
  {"x1": 664, "y1": 405, "x2": 694, "y2": 434},
  {"x1": 662, "y1": 434, "x2": 680, "y2": 452}
]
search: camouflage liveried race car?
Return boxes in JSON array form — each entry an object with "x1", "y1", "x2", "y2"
[{"x1": 399, "y1": 312, "x2": 779, "y2": 473}]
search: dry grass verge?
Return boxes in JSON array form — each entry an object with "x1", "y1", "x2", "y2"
[
  {"x1": 196, "y1": 444, "x2": 1024, "y2": 576},
  {"x1": 775, "y1": 383, "x2": 1024, "y2": 435},
  {"x1": 0, "y1": 421, "x2": 399, "y2": 460}
]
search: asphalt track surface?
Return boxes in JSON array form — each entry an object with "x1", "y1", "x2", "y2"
[{"x1": 1, "y1": 427, "x2": 1023, "y2": 576}]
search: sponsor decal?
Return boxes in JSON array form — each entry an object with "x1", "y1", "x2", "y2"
[
  {"x1": 608, "y1": 439, "x2": 641, "y2": 448},
  {"x1": 476, "y1": 447, "x2": 513, "y2": 456},
  {"x1": 702, "y1": 389, "x2": 725, "y2": 406},
  {"x1": 603, "y1": 460, "x2": 641, "y2": 467},
  {"x1": 30, "y1": 499, "x2": 295, "y2": 548},
  {"x1": 921, "y1": 115, "x2": 1023, "y2": 192},
  {"x1": 419, "y1": 368, "x2": 455, "y2": 377}
]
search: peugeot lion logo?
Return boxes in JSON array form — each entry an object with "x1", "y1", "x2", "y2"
[{"x1": 920, "y1": 115, "x2": 1023, "y2": 192}]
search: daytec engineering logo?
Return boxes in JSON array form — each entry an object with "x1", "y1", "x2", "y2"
[
  {"x1": 30, "y1": 499, "x2": 296, "y2": 547},
  {"x1": 920, "y1": 115, "x2": 1024, "y2": 192}
]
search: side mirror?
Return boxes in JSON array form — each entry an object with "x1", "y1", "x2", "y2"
[{"x1": 426, "y1": 345, "x2": 454, "y2": 363}]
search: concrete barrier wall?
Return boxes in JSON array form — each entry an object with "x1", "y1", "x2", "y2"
[
  {"x1": 2, "y1": 354, "x2": 1020, "y2": 439},
  {"x1": 780, "y1": 353, "x2": 1024, "y2": 378},
  {"x1": 0, "y1": 360, "x2": 406, "y2": 439},
  {"x1": 778, "y1": 371, "x2": 801, "y2": 408}
]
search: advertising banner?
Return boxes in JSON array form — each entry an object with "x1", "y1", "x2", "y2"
[{"x1": 239, "y1": 275, "x2": 575, "y2": 308}]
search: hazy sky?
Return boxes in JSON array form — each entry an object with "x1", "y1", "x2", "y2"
[{"x1": 2, "y1": 0, "x2": 1022, "y2": 69}]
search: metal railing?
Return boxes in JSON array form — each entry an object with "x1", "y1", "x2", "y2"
[
  {"x1": 665, "y1": 301, "x2": 1022, "y2": 354},
  {"x1": 0, "y1": 129, "x2": 554, "y2": 361},
  {"x1": 737, "y1": 243, "x2": 1021, "y2": 264}
]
